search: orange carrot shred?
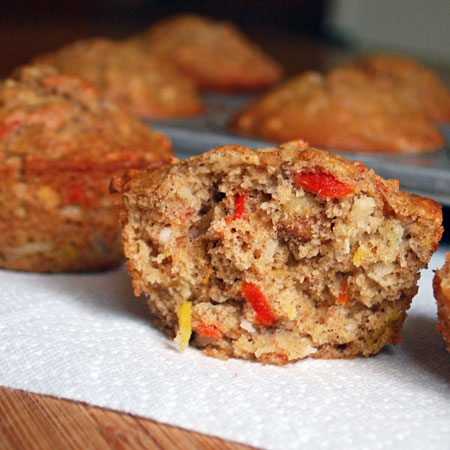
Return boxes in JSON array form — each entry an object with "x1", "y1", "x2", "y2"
[
  {"x1": 242, "y1": 282, "x2": 276, "y2": 326},
  {"x1": 195, "y1": 324, "x2": 222, "y2": 339},
  {"x1": 337, "y1": 282, "x2": 348, "y2": 304},
  {"x1": 233, "y1": 193, "x2": 247, "y2": 219},
  {"x1": 225, "y1": 193, "x2": 248, "y2": 224},
  {"x1": 294, "y1": 172, "x2": 355, "y2": 198}
]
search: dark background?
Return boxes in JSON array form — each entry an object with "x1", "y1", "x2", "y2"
[{"x1": 0, "y1": 0, "x2": 336, "y2": 78}]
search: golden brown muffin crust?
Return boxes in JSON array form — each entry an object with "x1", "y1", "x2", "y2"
[
  {"x1": 229, "y1": 69, "x2": 444, "y2": 153},
  {"x1": 344, "y1": 53, "x2": 450, "y2": 124},
  {"x1": 0, "y1": 65, "x2": 171, "y2": 162},
  {"x1": 0, "y1": 64, "x2": 172, "y2": 272}
]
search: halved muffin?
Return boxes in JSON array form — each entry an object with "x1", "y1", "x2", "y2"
[
  {"x1": 117, "y1": 141, "x2": 442, "y2": 364},
  {"x1": 0, "y1": 64, "x2": 172, "y2": 272}
]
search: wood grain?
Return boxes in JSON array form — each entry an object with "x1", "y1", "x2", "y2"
[{"x1": 0, "y1": 387, "x2": 254, "y2": 450}]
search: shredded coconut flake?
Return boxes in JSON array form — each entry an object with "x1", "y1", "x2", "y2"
[
  {"x1": 159, "y1": 227, "x2": 172, "y2": 244},
  {"x1": 240, "y1": 319, "x2": 256, "y2": 333}
]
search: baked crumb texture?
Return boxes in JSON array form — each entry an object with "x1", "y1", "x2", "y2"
[
  {"x1": 120, "y1": 141, "x2": 442, "y2": 365},
  {"x1": 0, "y1": 64, "x2": 172, "y2": 272},
  {"x1": 433, "y1": 253, "x2": 450, "y2": 351},
  {"x1": 36, "y1": 38, "x2": 204, "y2": 119},
  {"x1": 131, "y1": 14, "x2": 283, "y2": 91}
]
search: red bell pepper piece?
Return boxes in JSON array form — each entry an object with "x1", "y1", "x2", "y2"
[
  {"x1": 195, "y1": 324, "x2": 222, "y2": 339},
  {"x1": 294, "y1": 172, "x2": 355, "y2": 198},
  {"x1": 242, "y1": 282, "x2": 276, "y2": 326},
  {"x1": 337, "y1": 282, "x2": 348, "y2": 304},
  {"x1": 225, "y1": 193, "x2": 248, "y2": 224}
]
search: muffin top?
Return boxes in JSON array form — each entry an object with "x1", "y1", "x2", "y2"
[
  {"x1": 0, "y1": 65, "x2": 172, "y2": 167},
  {"x1": 132, "y1": 14, "x2": 283, "y2": 91},
  {"x1": 120, "y1": 140, "x2": 443, "y2": 243},
  {"x1": 343, "y1": 53, "x2": 450, "y2": 123},
  {"x1": 229, "y1": 67, "x2": 444, "y2": 153},
  {"x1": 35, "y1": 38, "x2": 203, "y2": 119}
]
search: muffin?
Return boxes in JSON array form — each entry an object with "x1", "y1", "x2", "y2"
[
  {"x1": 0, "y1": 64, "x2": 172, "y2": 272},
  {"x1": 344, "y1": 53, "x2": 450, "y2": 124},
  {"x1": 116, "y1": 140, "x2": 442, "y2": 365},
  {"x1": 131, "y1": 14, "x2": 283, "y2": 91},
  {"x1": 229, "y1": 68, "x2": 444, "y2": 153},
  {"x1": 433, "y1": 253, "x2": 450, "y2": 351},
  {"x1": 36, "y1": 38, "x2": 203, "y2": 119}
]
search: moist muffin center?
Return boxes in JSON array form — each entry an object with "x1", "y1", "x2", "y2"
[{"x1": 122, "y1": 143, "x2": 441, "y2": 364}]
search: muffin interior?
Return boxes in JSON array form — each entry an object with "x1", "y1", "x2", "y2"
[{"x1": 123, "y1": 146, "x2": 440, "y2": 364}]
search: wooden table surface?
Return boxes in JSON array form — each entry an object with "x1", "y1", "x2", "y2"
[{"x1": 0, "y1": 386, "x2": 254, "y2": 450}]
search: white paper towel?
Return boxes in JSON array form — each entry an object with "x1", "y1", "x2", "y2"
[{"x1": 1, "y1": 248, "x2": 449, "y2": 450}]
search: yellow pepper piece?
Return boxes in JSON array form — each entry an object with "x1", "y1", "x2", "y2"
[
  {"x1": 174, "y1": 301, "x2": 192, "y2": 352},
  {"x1": 270, "y1": 269, "x2": 286, "y2": 279},
  {"x1": 352, "y1": 247, "x2": 367, "y2": 266},
  {"x1": 287, "y1": 304, "x2": 295, "y2": 321}
]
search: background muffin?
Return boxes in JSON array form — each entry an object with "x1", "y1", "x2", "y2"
[
  {"x1": 229, "y1": 68, "x2": 444, "y2": 153},
  {"x1": 36, "y1": 38, "x2": 204, "y2": 119},
  {"x1": 433, "y1": 253, "x2": 450, "y2": 351},
  {"x1": 0, "y1": 64, "x2": 172, "y2": 272},
  {"x1": 131, "y1": 14, "x2": 283, "y2": 91},
  {"x1": 117, "y1": 141, "x2": 442, "y2": 364},
  {"x1": 343, "y1": 53, "x2": 450, "y2": 124}
]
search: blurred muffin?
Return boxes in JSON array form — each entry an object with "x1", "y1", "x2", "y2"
[
  {"x1": 36, "y1": 38, "x2": 203, "y2": 119},
  {"x1": 229, "y1": 68, "x2": 444, "y2": 153},
  {"x1": 433, "y1": 253, "x2": 450, "y2": 351},
  {"x1": 117, "y1": 141, "x2": 442, "y2": 364},
  {"x1": 131, "y1": 14, "x2": 283, "y2": 91},
  {"x1": 0, "y1": 64, "x2": 172, "y2": 272},
  {"x1": 344, "y1": 53, "x2": 450, "y2": 124}
]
